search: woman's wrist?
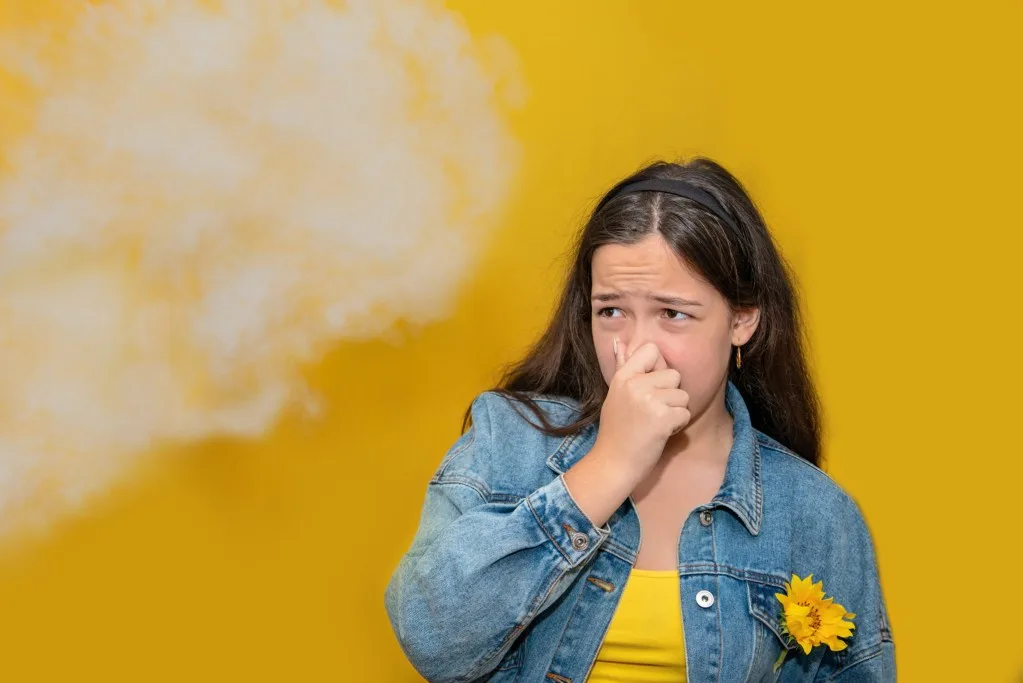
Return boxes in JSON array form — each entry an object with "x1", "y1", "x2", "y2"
[{"x1": 562, "y1": 442, "x2": 640, "y2": 529}]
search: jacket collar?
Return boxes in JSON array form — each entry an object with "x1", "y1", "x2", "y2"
[{"x1": 546, "y1": 380, "x2": 763, "y2": 536}]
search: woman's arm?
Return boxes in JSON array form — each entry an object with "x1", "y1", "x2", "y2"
[
  {"x1": 811, "y1": 498, "x2": 897, "y2": 682},
  {"x1": 383, "y1": 393, "x2": 611, "y2": 683}
]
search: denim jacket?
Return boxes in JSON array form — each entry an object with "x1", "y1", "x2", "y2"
[{"x1": 385, "y1": 381, "x2": 895, "y2": 682}]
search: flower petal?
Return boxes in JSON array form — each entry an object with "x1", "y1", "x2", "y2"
[{"x1": 825, "y1": 636, "x2": 848, "y2": 651}]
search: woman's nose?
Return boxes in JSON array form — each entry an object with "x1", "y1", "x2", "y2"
[{"x1": 623, "y1": 333, "x2": 660, "y2": 361}]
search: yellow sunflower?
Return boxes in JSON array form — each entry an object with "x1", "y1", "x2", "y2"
[{"x1": 775, "y1": 574, "x2": 856, "y2": 656}]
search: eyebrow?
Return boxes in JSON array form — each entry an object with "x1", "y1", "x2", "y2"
[{"x1": 591, "y1": 291, "x2": 703, "y2": 307}]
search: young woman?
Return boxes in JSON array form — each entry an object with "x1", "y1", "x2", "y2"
[{"x1": 385, "y1": 158, "x2": 895, "y2": 682}]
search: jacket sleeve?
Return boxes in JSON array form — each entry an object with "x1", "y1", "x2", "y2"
[
  {"x1": 383, "y1": 393, "x2": 611, "y2": 683},
  {"x1": 813, "y1": 498, "x2": 896, "y2": 682}
]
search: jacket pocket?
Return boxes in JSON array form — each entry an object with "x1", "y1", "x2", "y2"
[{"x1": 745, "y1": 578, "x2": 797, "y2": 682}]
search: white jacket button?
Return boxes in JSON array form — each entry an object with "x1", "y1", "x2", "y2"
[{"x1": 696, "y1": 590, "x2": 715, "y2": 608}]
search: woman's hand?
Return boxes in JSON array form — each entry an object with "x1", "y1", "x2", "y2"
[{"x1": 594, "y1": 339, "x2": 691, "y2": 479}]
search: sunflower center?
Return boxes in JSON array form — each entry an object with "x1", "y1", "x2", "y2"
[{"x1": 796, "y1": 601, "x2": 822, "y2": 631}]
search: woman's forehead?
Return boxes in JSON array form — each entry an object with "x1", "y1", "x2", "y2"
[{"x1": 591, "y1": 236, "x2": 708, "y2": 292}]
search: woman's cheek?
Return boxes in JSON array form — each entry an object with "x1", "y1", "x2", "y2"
[
  {"x1": 593, "y1": 335, "x2": 614, "y2": 384},
  {"x1": 659, "y1": 347, "x2": 688, "y2": 378},
  {"x1": 601, "y1": 354, "x2": 614, "y2": 385}
]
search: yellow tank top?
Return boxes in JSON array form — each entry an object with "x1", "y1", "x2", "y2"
[{"x1": 586, "y1": 568, "x2": 687, "y2": 683}]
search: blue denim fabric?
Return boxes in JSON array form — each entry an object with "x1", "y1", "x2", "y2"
[{"x1": 385, "y1": 381, "x2": 895, "y2": 682}]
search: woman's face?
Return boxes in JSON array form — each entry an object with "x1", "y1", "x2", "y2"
[{"x1": 590, "y1": 233, "x2": 759, "y2": 418}]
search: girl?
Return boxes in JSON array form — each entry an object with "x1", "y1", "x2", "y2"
[{"x1": 385, "y1": 158, "x2": 895, "y2": 682}]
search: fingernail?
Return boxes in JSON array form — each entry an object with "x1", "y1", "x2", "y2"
[{"x1": 613, "y1": 337, "x2": 619, "y2": 356}]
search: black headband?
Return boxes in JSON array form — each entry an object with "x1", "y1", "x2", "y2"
[{"x1": 600, "y1": 178, "x2": 740, "y2": 235}]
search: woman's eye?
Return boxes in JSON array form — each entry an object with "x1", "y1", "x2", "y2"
[{"x1": 597, "y1": 308, "x2": 689, "y2": 321}]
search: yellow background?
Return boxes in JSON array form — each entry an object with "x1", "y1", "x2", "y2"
[{"x1": 1, "y1": 1, "x2": 1020, "y2": 681}]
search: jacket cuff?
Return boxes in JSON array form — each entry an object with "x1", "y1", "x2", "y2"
[{"x1": 526, "y1": 473, "x2": 611, "y2": 568}]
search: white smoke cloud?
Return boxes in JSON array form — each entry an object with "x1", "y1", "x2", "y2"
[{"x1": 0, "y1": 0, "x2": 521, "y2": 538}]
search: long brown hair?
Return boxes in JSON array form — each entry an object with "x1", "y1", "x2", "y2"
[{"x1": 464, "y1": 157, "x2": 823, "y2": 466}]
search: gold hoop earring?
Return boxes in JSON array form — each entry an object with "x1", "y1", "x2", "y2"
[{"x1": 735, "y1": 345, "x2": 742, "y2": 369}]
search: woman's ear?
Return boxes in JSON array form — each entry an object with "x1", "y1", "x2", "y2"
[{"x1": 731, "y1": 306, "x2": 761, "y2": 345}]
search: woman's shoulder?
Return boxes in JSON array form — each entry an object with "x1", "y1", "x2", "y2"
[
  {"x1": 755, "y1": 430, "x2": 831, "y2": 483},
  {"x1": 431, "y1": 390, "x2": 584, "y2": 494},
  {"x1": 471, "y1": 389, "x2": 584, "y2": 430},
  {"x1": 754, "y1": 430, "x2": 869, "y2": 531}
]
